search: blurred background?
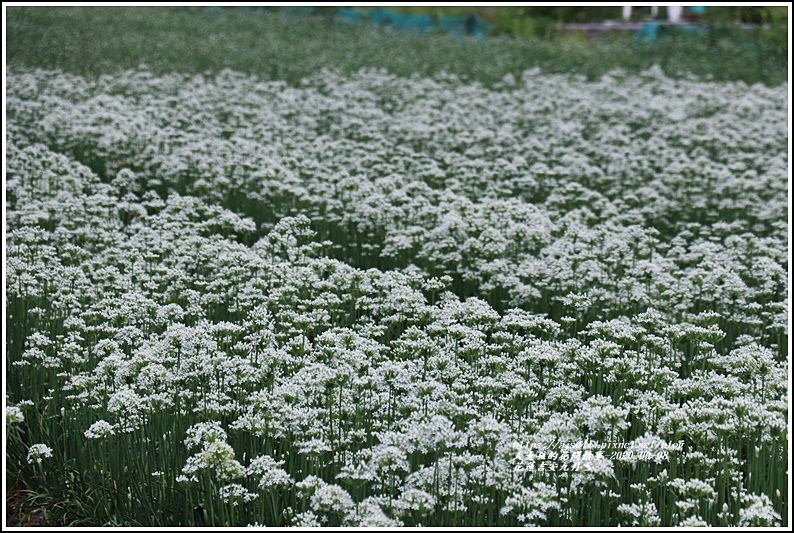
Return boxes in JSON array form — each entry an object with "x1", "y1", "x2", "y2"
[{"x1": 6, "y1": 5, "x2": 789, "y2": 86}]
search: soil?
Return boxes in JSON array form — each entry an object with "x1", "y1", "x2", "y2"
[{"x1": 6, "y1": 485, "x2": 46, "y2": 527}]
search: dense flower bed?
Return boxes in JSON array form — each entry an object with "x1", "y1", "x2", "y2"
[{"x1": 5, "y1": 66, "x2": 788, "y2": 526}]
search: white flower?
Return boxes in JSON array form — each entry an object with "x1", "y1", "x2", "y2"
[
  {"x1": 310, "y1": 483, "x2": 355, "y2": 516},
  {"x1": 27, "y1": 443, "x2": 53, "y2": 464},
  {"x1": 398, "y1": 488, "x2": 436, "y2": 514},
  {"x1": 668, "y1": 477, "x2": 717, "y2": 501},
  {"x1": 218, "y1": 483, "x2": 259, "y2": 505},
  {"x1": 246, "y1": 454, "x2": 292, "y2": 489},
  {"x1": 353, "y1": 496, "x2": 404, "y2": 527},
  {"x1": 182, "y1": 441, "x2": 244, "y2": 482},
  {"x1": 6, "y1": 406, "x2": 24, "y2": 424},
  {"x1": 84, "y1": 419, "x2": 116, "y2": 439},
  {"x1": 184, "y1": 421, "x2": 227, "y2": 450},
  {"x1": 678, "y1": 515, "x2": 709, "y2": 527},
  {"x1": 738, "y1": 492, "x2": 781, "y2": 526},
  {"x1": 617, "y1": 501, "x2": 661, "y2": 526},
  {"x1": 500, "y1": 482, "x2": 562, "y2": 525},
  {"x1": 291, "y1": 510, "x2": 323, "y2": 527}
]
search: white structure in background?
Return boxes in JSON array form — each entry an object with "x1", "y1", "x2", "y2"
[
  {"x1": 666, "y1": 6, "x2": 683, "y2": 22},
  {"x1": 621, "y1": 6, "x2": 668, "y2": 21}
]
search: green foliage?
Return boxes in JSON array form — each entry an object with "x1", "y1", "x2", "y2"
[{"x1": 5, "y1": 6, "x2": 787, "y2": 86}]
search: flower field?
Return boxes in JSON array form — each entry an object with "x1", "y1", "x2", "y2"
[{"x1": 5, "y1": 64, "x2": 789, "y2": 527}]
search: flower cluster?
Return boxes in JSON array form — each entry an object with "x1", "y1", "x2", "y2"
[
  {"x1": 27, "y1": 443, "x2": 53, "y2": 464},
  {"x1": 5, "y1": 65, "x2": 787, "y2": 527}
]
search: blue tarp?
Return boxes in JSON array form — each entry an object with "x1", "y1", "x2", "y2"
[
  {"x1": 633, "y1": 21, "x2": 707, "y2": 42},
  {"x1": 297, "y1": 7, "x2": 490, "y2": 38},
  {"x1": 337, "y1": 8, "x2": 362, "y2": 22},
  {"x1": 204, "y1": 6, "x2": 491, "y2": 39},
  {"x1": 633, "y1": 22, "x2": 661, "y2": 42}
]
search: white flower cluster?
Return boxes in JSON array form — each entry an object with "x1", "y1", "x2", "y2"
[
  {"x1": 181, "y1": 440, "x2": 245, "y2": 483},
  {"x1": 738, "y1": 492, "x2": 782, "y2": 527},
  {"x1": 7, "y1": 67, "x2": 787, "y2": 323},
  {"x1": 219, "y1": 483, "x2": 259, "y2": 506},
  {"x1": 5, "y1": 66, "x2": 787, "y2": 527},
  {"x1": 84, "y1": 419, "x2": 116, "y2": 439},
  {"x1": 27, "y1": 443, "x2": 53, "y2": 464},
  {"x1": 180, "y1": 422, "x2": 245, "y2": 483},
  {"x1": 246, "y1": 454, "x2": 292, "y2": 490},
  {"x1": 6, "y1": 405, "x2": 25, "y2": 424}
]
